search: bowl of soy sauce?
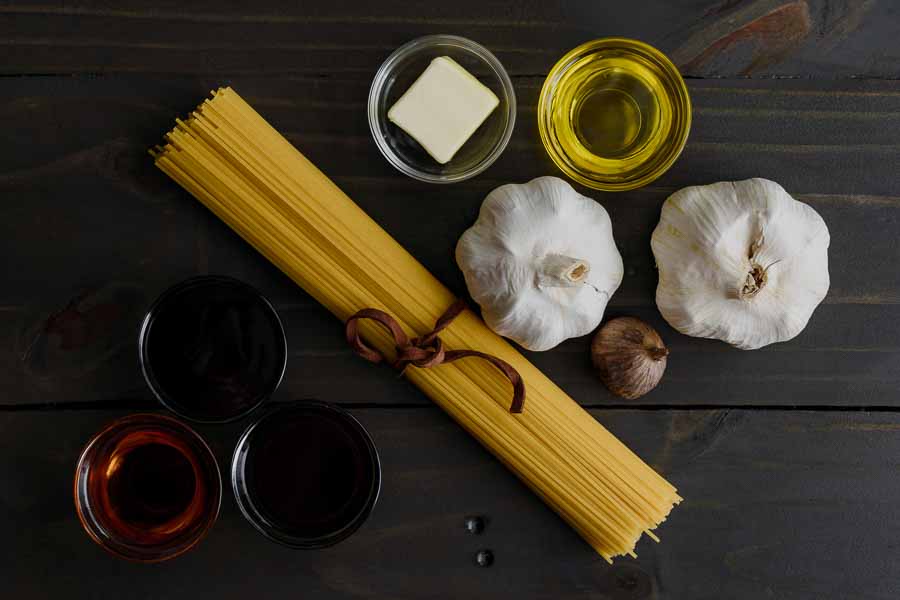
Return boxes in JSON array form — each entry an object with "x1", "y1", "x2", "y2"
[
  {"x1": 231, "y1": 401, "x2": 382, "y2": 548},
  {"x1": 139, "y1": 276, "x2": 287, "y2": 423}
]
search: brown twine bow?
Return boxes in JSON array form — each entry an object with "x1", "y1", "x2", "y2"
[{"x1": 344, "y1": 299, "x2": 524, "y2": 413}]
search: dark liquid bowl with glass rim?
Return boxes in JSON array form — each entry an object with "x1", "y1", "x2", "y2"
[
  {"x1": 231, "y1": 401, "x2": 382, "y2": 548},
  {"x1": 139, "y1": 276, "x2": 287, "y2": 423}
]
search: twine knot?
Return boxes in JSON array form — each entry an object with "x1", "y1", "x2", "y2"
[{"x1": 345, "y1": 299, "x2": 524, "y2": 413}]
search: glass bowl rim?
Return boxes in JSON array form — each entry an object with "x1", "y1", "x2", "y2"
[
  {"x1": 537, "y1": 36, "x2": 692, "y2": 191},
  {"x1": 230, "y1": 400, "x2": 382, "y2": 549},
  {"x1": 367, "y1": 34, "x2": 517, "y2": 184},
  {"x1": 73, "y1": 412, "x2": 223, "y2": 563},
  {"x1": 138, "y1": 275, "x2": 288, "y2": 424}
]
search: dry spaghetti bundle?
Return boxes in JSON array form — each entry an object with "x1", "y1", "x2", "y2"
[{"x1": 151, "y1": 87, "x2": 680, "y2": 561}]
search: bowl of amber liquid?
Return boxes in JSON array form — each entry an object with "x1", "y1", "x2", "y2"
[
  {"x1": 538, "y1": 38, "x2": 691, "y2": 191},
  {"x1": 74, "y1": 414, "x2": 222, "y2": 562}
]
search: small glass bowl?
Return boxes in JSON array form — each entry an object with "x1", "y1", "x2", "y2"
[
  {"x1": 74, "y1": 414, "x2": 222, "y2": 562},
  {"x1": 138, "y1": 276, "x2": 287, "y2": 424},
  {"x1": 538, "y1": 38, "x2": 691, "y2": 191},
  {"x1": 231, "y1": 401, "x2": 381, "y2": 549},
  {"x1": 368, "y1": 35, "x2": 516, "y2": 183}
]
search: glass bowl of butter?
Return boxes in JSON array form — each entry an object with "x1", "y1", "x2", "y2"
[{"x1": 368, "y1": 35, "x2": 516, "y2": 183}]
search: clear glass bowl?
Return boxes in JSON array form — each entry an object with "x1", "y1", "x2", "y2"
[
  {"x1": 538, "y1": 38, "x2": 691, "y2": 191},
  {"x1": 368, "y1": 35, "x2": 516, "y2": 183},
  {"x1": 138, "y1": 276, "x2": 287, "y2": 424},
  {"x1": 74, "y1": 414, "x2": 222, "y2": 562},
  {"x1": 231, "y1": 401, "x2": 381, "y2": 549}
]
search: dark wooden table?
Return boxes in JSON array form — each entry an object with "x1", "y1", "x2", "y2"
[{"x1": 3, "y1": 1, "x2": 899, "y2": 598}]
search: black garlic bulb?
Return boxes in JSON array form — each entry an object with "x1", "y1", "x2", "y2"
[{"x1": 591, "y1": 317, "x2": 668, "y2": 399}]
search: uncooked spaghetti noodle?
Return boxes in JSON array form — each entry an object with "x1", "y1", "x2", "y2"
[{"x1": 151, "y1": 87, "x2": 680, "y2": 561}]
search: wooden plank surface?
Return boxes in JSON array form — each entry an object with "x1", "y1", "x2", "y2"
[
  {"x1": 0, "y1": 0, "x2": 898, "y2": 78},
  {"x1": 4, "y1": 407, "x2": 900, "y2": 600},
  {"x1": 2, "y1": 1, "x2": 900, "y2": 599}
]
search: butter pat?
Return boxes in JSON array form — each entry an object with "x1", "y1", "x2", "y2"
[{"x1": 388, "y1": 56, "x2": 500, "y2": 164}]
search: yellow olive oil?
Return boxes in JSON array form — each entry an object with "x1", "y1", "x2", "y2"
[{"x1": 539, "y1": 39, "x2": 691, "y2": 191}]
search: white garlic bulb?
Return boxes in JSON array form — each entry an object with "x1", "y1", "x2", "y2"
[
  {"x1": 456, "y1": 176, "x2": 623, "y2": 351},
  {"x1": 651, "y1": 178, "x2": 830, "y2": 350}
]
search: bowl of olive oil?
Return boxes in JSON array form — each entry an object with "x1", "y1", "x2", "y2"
[{"x1": 538, "y1": 38, "x2": 691, "y2": 191}]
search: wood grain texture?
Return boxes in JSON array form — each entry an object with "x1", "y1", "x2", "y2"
[
  {"x1": 2, "y1": 407, "x2": 899, "y2": 600},
  {"x1": 0, "y1": 76, "x2": 897, "y2": 407},
  {"x1": 2, "y1": 2, "x2": 900, "y2": 599},
  {"x1": 0, "y1": 0, "x2": 898, "y2": 77}
]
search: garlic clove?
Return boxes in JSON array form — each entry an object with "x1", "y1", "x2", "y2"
[{"x1": 592, "y1": 317, "x2": 668, "y2": 400}]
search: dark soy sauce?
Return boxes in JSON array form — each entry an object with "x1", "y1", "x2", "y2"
[
  {"x1": 235, "y1": 403, "x2": 381, "y2": 547},
  {"x1": 141, "y1": 277, "x2": 286, "y2": 422}
]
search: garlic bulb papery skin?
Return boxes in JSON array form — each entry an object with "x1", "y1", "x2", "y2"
[
  {"x1": 456, "y1": 176, "x2": 624, "y2": 351},
  {"x1": 592, "y1": 317, "x2": 669, "y2": 400},
  {"x1": 651, "y1": 178, "x2": 830, "y2": 350}
]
